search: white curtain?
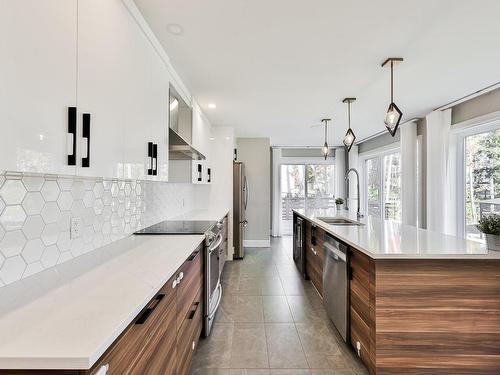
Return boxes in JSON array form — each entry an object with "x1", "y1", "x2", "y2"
[
  {"x1": 425, "y1": 109, "x2": 452, "y2": 234},
  {"x1": 271, "y1": 147, "x2": 282, "y2": 237},
  {"x1": 400, "y1": 121, "x2": 418, "y2": 226}
]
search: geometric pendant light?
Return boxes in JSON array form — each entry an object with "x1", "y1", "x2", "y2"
[
  {"x1": 321, "y1": 118, "x2": 331, "y2": 160},
  {"x1": 382, "y1": 57, "x2": 403, "y2": 137},
  {"x1": 342, "y1": 98, "x2": 356, "y2": 152}
]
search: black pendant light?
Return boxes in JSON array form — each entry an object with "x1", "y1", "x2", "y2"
[
  {"x1": 321, "y1": 118, "x2": 331, "y2": 160},
  {"x1": 382, "y1": 57, "x2": 403, "y2": 136},
  {"x1": 342, "y1": 98, "x2": 356, "y2": 152}
]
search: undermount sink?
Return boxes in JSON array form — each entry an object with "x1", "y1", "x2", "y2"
[{"x1": 316, "y1": 217, "x2": 364, "y2": 226}]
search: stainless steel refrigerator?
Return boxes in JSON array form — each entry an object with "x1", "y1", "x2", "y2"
[{"x1": 233, "y1": 162, "x2": 248, "y2": 259}]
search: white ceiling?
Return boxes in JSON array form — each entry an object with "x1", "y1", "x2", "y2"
[{"x1": 135, "y1": 0, "x2": 500, "y2": 146}]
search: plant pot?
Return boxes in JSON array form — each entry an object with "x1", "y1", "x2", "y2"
[
  {"x1": 485, "y1": 234, "x2": 500, "y2": 251},
  {"x1": 336, "y1": 204, "x2": 342, "y2": 211}
]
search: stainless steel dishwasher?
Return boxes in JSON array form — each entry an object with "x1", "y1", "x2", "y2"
[{"x1": 323, "y1": 235, "x2": 349, "y2": 342}]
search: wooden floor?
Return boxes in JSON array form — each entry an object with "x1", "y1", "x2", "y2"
[{"x1": 189, "y1": 237, "x2": 368, "y2": 375}]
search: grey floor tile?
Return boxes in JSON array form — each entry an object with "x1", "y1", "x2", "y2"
[
  {"x1": 260, "y1": 277, "x2": 285, "y2": 296},
  {"x1": 230, "y1": 323, "x2": 269, "y2": 368},
  {"x1": 295, "y1": 322, "x2": 341, "y2": 356},
  {"x1": 280, "y1": 277, "x2": 315, "y2": 296},
  {"x1": 192, "y1": 237, "x2": 369, "y2": 375},
  {"x1": 263, "y1": 295, "x2": 293, "y2": 323},
  {"x1": 217, "y1": 294, "x2": 264, "y2": 323},
  {"x1": 191, "y1": 323, "x2": 234, "y2": 369},
  {"x1": 265, "y1": 323, "x2": 309, "y2": 368},
  {"x1": 286, "y1": 295, "x2": 330, "y2": 323},
  {"x1": 191, "y1": 368, "x2": 230, "y2": 375}
]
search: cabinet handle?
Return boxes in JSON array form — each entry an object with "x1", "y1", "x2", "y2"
[
  {"x1": 135, "y1": 294, "x2": 164, "y2": 325},
  {"x1": 147, "y1": 142, "x2": 153, "y2": 176},
  {"x1": 96, "y1": 364, "x2": 109, "y2": 375},
  {"x1": 311, "y1": 247, "x2": 317, "y2": 256},
  {"x1": 187, "y1": 250, "x2": 199, "y2": 261},
  {"x1": 82, "y1": 113, "x2": 91, "y2": 168},
  {"x1": 197, "y1": 163, "x2": 202, "y2": 181},
  {"x1": 172, "y1": 279, "x2": 177, "y2": 289},
  {"x1": 188, "y1": 301, "x2": 200, "y2": 320},
  {"x1": 207, "y1": 168, "x2": 211, "y2": 183},
  {"x1": 67, "y1": 107, "x2": 77, "y2": 166},
  {"x1": 153, "y1": 143, "x2": 158, "y2": 176}
]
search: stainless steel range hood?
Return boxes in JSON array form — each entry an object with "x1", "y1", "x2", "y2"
[
  {"x1": 169, "y1": 128, "x2": 206, "y2": 160},
  {"x1": 168, "y1": 87, "x2": 205, "y2": 161}
]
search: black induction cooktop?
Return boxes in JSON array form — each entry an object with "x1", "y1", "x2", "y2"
[{"x1": 134, "y1": 220, "x2": 217, "y2": 235}]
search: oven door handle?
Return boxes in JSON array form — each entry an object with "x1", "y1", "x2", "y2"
[
  {"x1": 208, "y1": 281, "x2": 223, "y2": 320},
  {"x1": 209, "y1": 233, "x2": 223, "y2": 253}
]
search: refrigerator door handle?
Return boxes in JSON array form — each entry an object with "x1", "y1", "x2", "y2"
[{"x1": 244, "y1": 176, "x2": 249, "y2": 210}]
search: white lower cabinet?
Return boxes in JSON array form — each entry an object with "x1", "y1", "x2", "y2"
[{"x1": 0, "y1": 0, "x2": 78, "y2": 175}]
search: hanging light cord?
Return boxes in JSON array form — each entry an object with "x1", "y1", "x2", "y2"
[
  {"x1": 324, "y1": 119, "x2": 328, "y2": 143},
  {"x1": 390, "y1": 60, "x2": 394, "y2": 104},
  {"x1": 348, "y1": 101, "x2": 351, "y2": 129}
]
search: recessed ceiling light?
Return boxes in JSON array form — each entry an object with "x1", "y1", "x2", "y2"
[
  {"x1": 210, "y1": 137, "x2": 215, "y2": 141},
  {"x1": 208, "y1": 103, "x2": 217, "y2": 109},
  {"x1": 166, "y1": 23, "x2": 184, "y2": 36}
]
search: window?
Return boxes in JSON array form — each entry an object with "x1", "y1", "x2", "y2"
[
  {"x1": 362, "y1": 149, "x2": 401, "y2": 220},
  {"x1": 280, "y1": 163, "x2": 335, "y2": 234},
  {"x1": 463, "y1": 127, "x2": 500, "y2": 241}
]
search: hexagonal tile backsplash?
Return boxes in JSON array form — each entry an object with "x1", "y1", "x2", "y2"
[{"x1": 0, "y1": 172, "x2": 202, "y2": 286}]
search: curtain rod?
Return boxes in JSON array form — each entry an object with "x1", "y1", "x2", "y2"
[{"x1": 434, "y1": 81, "x2": 500, "y2": 111}]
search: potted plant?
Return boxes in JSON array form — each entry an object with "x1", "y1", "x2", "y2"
[
  {"x1": 335, "y1": 198, "x2": 344, "y2": 211},
  {"x1": 476, "y1": 213, "x2": 500, "y2": 251}
]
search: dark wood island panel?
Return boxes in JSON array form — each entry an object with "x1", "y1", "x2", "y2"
[{"x1": 374, "y1": 259, "x2": 500, "y2": 375}]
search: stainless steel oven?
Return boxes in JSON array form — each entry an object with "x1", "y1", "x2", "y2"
[{"x1": 203, "y1": 221, "x2": 224, "y2": 337}]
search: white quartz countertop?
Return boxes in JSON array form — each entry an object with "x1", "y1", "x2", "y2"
[
  {"x1": 0, "y1": 234, "x2": 205, "y2": 370},
  {"x1": 293, "y1": 208, "x2": 499, "y2": 259},
  {"x1": 172, "y1": 208, "x2": 229, "y2": 222}
]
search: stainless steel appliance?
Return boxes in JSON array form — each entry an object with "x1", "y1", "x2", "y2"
[
  {"x1": 233, "y1": 161, "x2": 248, "y2": 259},
  {"x1": 134, "y1": 219, "x2": 224, "y2": 337},
  {"x1": 323, "y1": 234, "x2": 349, "y2": 342},
  {"x1": 204, "y1": 222, "x2": 224, "y2": 336},
  {"x1": 293, "y1": 214, "x2": 306, "y2": 277}
]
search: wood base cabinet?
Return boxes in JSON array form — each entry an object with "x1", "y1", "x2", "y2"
[
  {"x1": 89, "y1": 244, "x2": 203, "y2": 375},
  {"x1": 2, "y1": 244, "x2": 204, "y2": 375},
  {"x1": 305, "y1": 222, "x2": 324, "y2": 296}
]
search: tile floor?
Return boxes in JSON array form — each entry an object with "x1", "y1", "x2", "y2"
[{"x1": 190, "y1": 237, "x2": 369, "y2": 375}]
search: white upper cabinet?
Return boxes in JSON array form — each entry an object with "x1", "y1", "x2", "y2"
[
  {"x1": 192, "y1": 104, "x2": 212, "y2": 161},
  {"x1": 78, "y1": 0, "x2": 171, "y2": 180},
  {"x1": 148, "y1": 51, "x2": 170, "y2": 181},
  {"x1": 0, "y1": 0, "x2": 78, "y2": 175},
  {"x1": 78, "y1": 0, "x2": 141, "y2": 179}
]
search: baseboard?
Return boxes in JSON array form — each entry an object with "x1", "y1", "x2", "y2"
[{"x1": 243, "y1": 239, "x2": 271, "y2": 248}]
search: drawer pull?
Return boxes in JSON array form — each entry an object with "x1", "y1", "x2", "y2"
[
  {"x1": 96, "y1": 364, "x2": 109, "y2": 375},
  {"x1": 187, "y1": 251, "x2": 199, "y2": 261},
  {"x1": 311, "y1": 247, "x2": 317, "y2": 255},
  {"x1": 356, "y1": 341, "x2": 361, "y2": 356},
  {"x1": 188, "y1": 302, "x2": 200, "y2": 320},
  {"x1": 135, "y1": 294, "x2": 164, "y2": 325}
]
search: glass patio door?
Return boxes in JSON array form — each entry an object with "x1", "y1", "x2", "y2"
[{"x1": 280, "y1": 164, "x2": 335, "y2": 234}]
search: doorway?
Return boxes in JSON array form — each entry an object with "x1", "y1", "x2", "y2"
[{"x1": 280, "y1": 164, "x2": 335, "y2": 235}]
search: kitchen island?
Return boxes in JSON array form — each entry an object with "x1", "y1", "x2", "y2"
[{"x1": 293, "y1": 208, "x2": 500, "y2": 375}]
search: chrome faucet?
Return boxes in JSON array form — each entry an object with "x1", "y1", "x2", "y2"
[{"x1": 345, "y1": 168, "x2": 364, "y2": 220}]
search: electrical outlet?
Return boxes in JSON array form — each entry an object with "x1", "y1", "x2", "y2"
[{"x1": 70, "y1": 217, "x2": 83, "y2": 239}]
